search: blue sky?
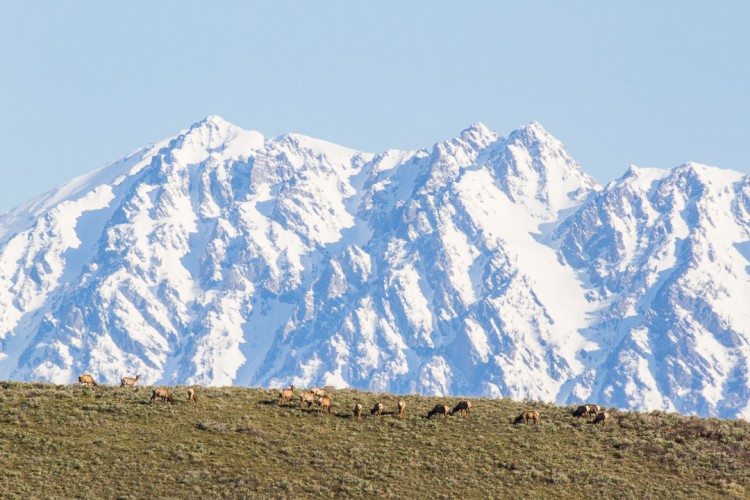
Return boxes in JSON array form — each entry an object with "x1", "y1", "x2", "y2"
[{"x1": 1, "y1": 1, "x2": 748, "y2": 213}]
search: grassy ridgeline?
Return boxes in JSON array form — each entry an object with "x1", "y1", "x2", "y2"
[{"x1": 0, "y1": 382, "x2": 748, "y2": 497}]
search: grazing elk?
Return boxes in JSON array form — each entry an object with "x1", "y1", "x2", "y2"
[
  {"x1": 78, "y1": 374, "x2": 97, "y2": 386},
  {"x1": 299, "y1": 391, "x2": 316, "y2": 409},
  {"x1": 353, "y1": 403, "x2": 363, "y2": 421},
  {"x1": 370, "y1": 402, "x2": 384, "y2": 418},
  {"x1": 573, "y1": 405, "x2": 590, "y2": 418},
  {"x1": 593, "y1": 411, "x2": 610, "y2": 427},
  {"x1": 150, "y1": 387, "x2": 174, "y2": 404},
  {"x1": 187, "y1": 387, "x2": 198, "y2": 404},
  {"x1": 317, "y1": 395, "x2": 332, "y2": 414},
  {"x1": 397, "y1": 400, "x2": 406, "y2": 418},
  {"x1": 120, "y1": 374, "x2": 140, "y2": 388},
  {"x1": 514, "y1": 410, "x2": 540, "y2": 425},
  {"x1": 427, "y1": 404, "x2": 450, "y2": 420},
  {"x1": 310, "y1": 387, "x2": 328, "y2": 398},
  {"x1": 278, "y1": 385, "x2": 295, "y2": 405},
  {"x1": 451, "y1": 400, "x2": 472, "y2": 417}
]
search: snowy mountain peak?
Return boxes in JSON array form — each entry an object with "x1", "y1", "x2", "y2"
[
  {"x1": 508, "y1": 120, "x2": 553, "y2": 143},
  {"x1": 674, "y1": 161, "x2": 745, "y2": 183},
  {"x1": 186, "y1": 114, "x2": 241, "y2": 140},
  {"x1": 193, "y1": 114, "x2": 232, "y2": 128},
  {"x1": 458, "y1": 122, "x2": 500, "y2": 149},
  {"x1": 620, "y1": 165, "x2": 671, "y2": 188},
  {"x1": 276, "y1": 132, "x2": 375, "y2": 165},
  {"x1": 465, "y1": 121, "x2": 600, "y2": 216},
  {"x1": 177, "y1": 115, "x2": 264, "y2": 159},
  {"x1": 620, "y1": 162, "x2": 745, "y2": 197}
]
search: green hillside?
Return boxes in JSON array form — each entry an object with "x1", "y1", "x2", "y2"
[{"x1": 0, "y1": 382, "x2": 748, "y2": 498}]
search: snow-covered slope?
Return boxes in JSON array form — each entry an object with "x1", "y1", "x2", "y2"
[
  {"x1": 1, "y1": 115, "x2": 748, "y2": 417},
  {"x1": 556, "y1": 163, "x2": 750, "y2": 417}
]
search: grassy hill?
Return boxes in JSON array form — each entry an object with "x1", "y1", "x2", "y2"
[{"x1": 0, "y1": 382, "x2": 748, "y2": 498}]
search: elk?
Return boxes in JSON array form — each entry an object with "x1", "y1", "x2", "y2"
[
  {"x1": 278, "y1": 385, "x2": 295, "y2": 405},
  {"x1": 317, "y1": 395, "x2": 332, "y2": 414},
  {"x1": 587, "y1": 404, "x2": 601, "y2": 417},
  {"x1": 514, "y1": 410, "x2": 540, "y2": 425},
  {"x1": 593, "y1": 411, "x2": 610, "y2": 427},
  {"x1": 187, "y1": 387, "x2": 198, "y2": 404},
  {"x1": 370, "y1": 402, "x2": 383, "y2": 418},
  {"x1": 120, "y1": 374, "x2": 140, "y2": 388},
  {"x1": 573, "y1": 405, "x2": 590, "y2": 418},
  {"x1": 150, "y1": 387, "x2": 174, "y2": 404},
  {"x1": 397, "y1": 400, "x2": 406, "y2": 418},
  {"x1": 451, "y1": 400, "x2": 472, "y2": 417},
  {"x1": 353, "y1": 403, "x2": 363, "y2": 421},
  {"x1": 299, "y1": 391, "x2": 316, "y2": 408},
  {"x1": 310, "y1": 387, "x2": 328, "y2": 398},
  {"x1": 78, "y1": 374, "x2": 97, "y2": 386},
  {"x1": 427, "y1": 404, "x2": 450, "y2": 420}
]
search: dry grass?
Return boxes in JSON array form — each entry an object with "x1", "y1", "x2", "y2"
[{"x1": 0, "y1": 382, "x2": 748, "y2": 497}]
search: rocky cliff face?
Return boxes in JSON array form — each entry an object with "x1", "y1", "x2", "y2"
[{"x1": 1, "y1": 116, "x2": 748, "y2": 417}]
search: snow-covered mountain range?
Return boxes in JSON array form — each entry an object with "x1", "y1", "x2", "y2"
[{"x1": 1, "y1": 116, "x2": 749, "y2": 418}]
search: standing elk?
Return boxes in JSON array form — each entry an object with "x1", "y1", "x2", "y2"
[
  {"x1": 514, "y1": 410, "x2": 540, "y2": 425},
  {"x1": 427, "y1": 404, "x2": 450, "y2": 420},
  {"x1": 451, "y1": 400, "x2": 472, "y2": 417},
  {"x1": 78, "y1": 374, "x2": 97, "y2": 386},
  {"x1": 187, "y1": 387, "x2": 198, "y2": 404},
  {"x1": 353, "y1": 403, "x2": 363, "y2": 421},
  {"x1": 397, "y1": 400, "x2": 406, "y2": 418},
  {"x1": 150, "y1": 387, "x2": 174, "y2": 404},
  {"x1": 317, "y1": 396, "x2": 332, "y2": 414},
  {"x1": 120, "y1": 374, "x2": 140, "y2": 388},
  {"x1": 370, "y1": 402, "x2": 384, "y2": 418},
  {"x1": 299, "y1": 391, "x2": 316, "y2": 409},
  {"x1": 278, "y1": 385, "x2": 295, "y2": 405}
]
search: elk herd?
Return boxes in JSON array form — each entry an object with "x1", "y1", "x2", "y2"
[
  {"x1": 275, "y1": 384, "x2": 611, "y2": 428},
  {"x1": 76, "y1": 373, "x2": 612, "y2": 428},
  {"x1": 572, "y1": 403, "x2": 610, "y2": 427},
  {"x1": 77, "y1": 373, "x2": 198, "y2": 406}
]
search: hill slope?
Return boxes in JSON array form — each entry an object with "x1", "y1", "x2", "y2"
[{"x1": 0, "y1": 383, "x2": 748, "y2": 497}]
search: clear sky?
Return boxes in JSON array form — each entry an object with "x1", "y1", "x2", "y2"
[{"x1": 1, "y1": 1, "x2": 749, "y2": 214}]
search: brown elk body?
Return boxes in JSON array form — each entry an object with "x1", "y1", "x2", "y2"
[
  {"x1": 587, "y1": 404, "x2": 601, "y2": 417},
  {"x1": 299, "y1": 392, "x2": 316, "y2": 408},
  {"x1": 514, "y1": 410, "x2": 540, "y2": 425},
  {"x1": 278, "y1": 385, "x2": 295, "y2": 405},
  {"x1": 317, "y1": 395, "x2": 332, "y2": 414},
  {"x1": 573, "y1": 405, "x2": 589, "y2": 418},
  {"x1": 353, "y1": 403, "x2": 363, "y2": 421},
  {"x1": 310, "y1": 387, "x2": 328, "y2": 398},
  {"x1": 187, "y1": 387, "x2": 198, "y2": 404},
  {"x1": 397, "y1": 400, "x2": 406, "y2": 418},
  {"x1": 120, "y1": 374, "x2": 140, "y2": 388},
  {"x1": 451, "y1": 400, "x2": 472, "y2": 417},
  {"x1": 78, "y1": 374, "x2": 97, "y2": 386},
  {"x1": 370, "y1": 402, "x2": 383, "y2": 418},
  {"x1": 150, "y1": 387, "x2": 174, "y2": 404},
  {"x1": 593, "y1": 411, "x2": 610, "y2": 427},
  {"x1": 427, "y1": 404, "x2": 450, "y2": 419}
]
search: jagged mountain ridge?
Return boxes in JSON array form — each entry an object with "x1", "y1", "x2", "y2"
[{"x1": 1, "y1": 116, "x2": 748, "y2": 418}]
